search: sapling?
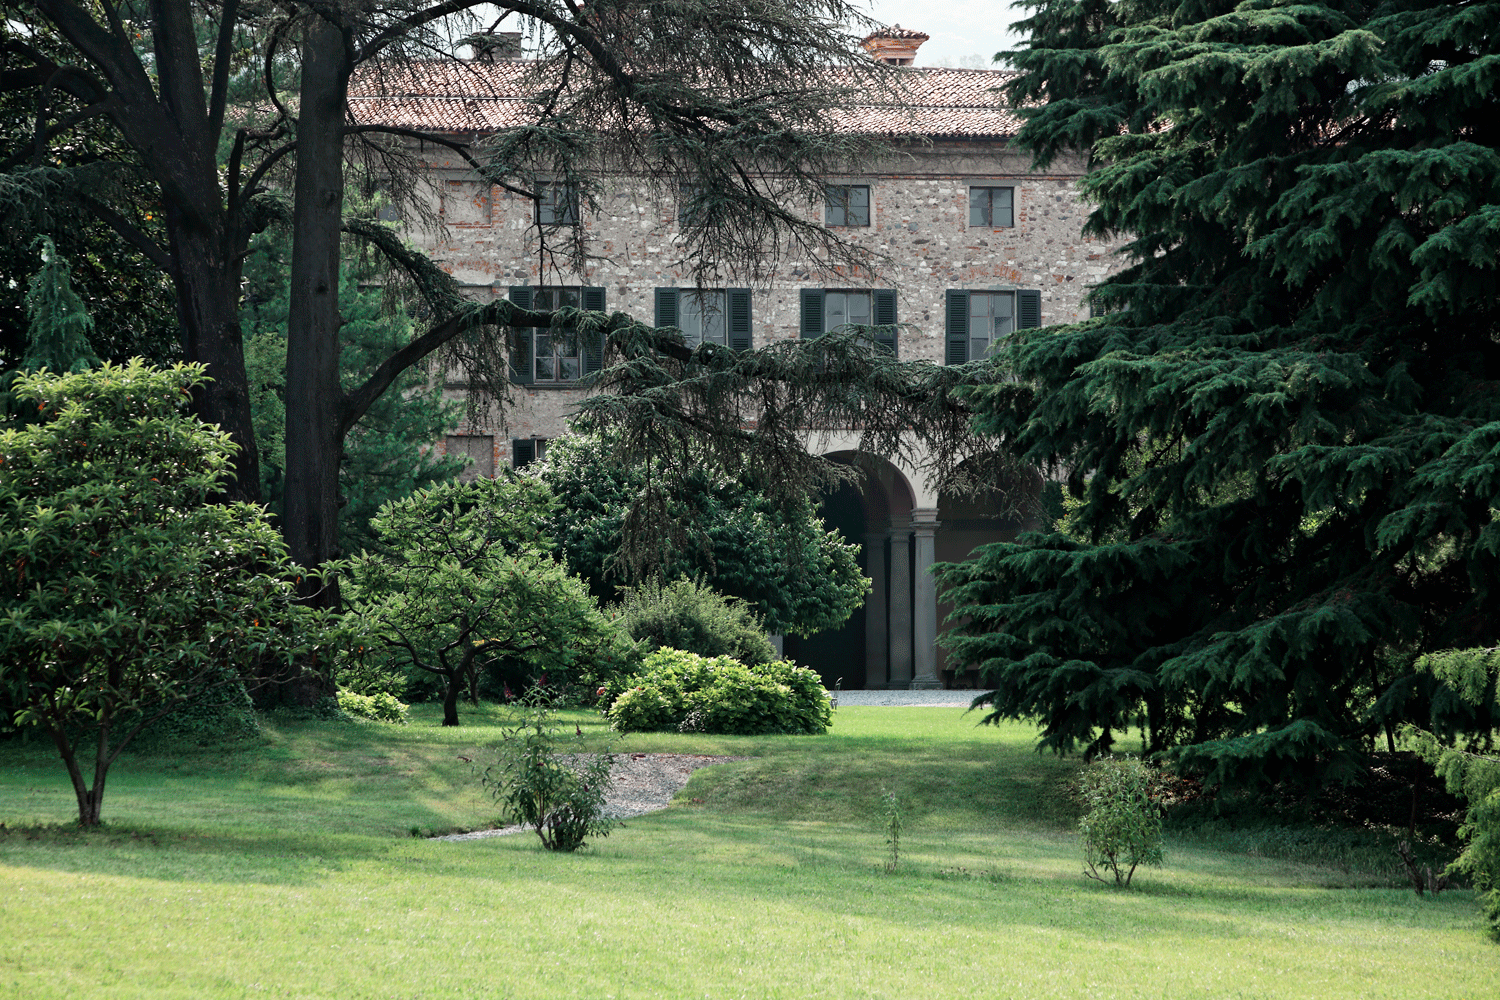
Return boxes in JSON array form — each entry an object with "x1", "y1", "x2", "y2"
[
  {"x1": 1077, "y1": 756, "x2": 1164, "y2": 887},
  {"x1": 478, "y1": 693, "x2": 618, "y2": 851}
]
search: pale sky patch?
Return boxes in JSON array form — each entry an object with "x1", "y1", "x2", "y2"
[{"x1": 861, "y1": 0, "x2": 1029, "y2": 67}]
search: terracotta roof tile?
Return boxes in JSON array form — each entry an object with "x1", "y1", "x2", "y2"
[{"x1": 348, "y1": 61, "x2": 1022, "y2": 139}]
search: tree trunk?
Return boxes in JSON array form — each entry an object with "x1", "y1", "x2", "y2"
[
  {"x1": 443, "y1": 671, "x2": 463, "y2": 727},
  {"x1": 285, "y1": 14, "x2": 352, "y2": 608},
  {"x1": 168, "y1": 224, "x2": 261, "y2": 503}
]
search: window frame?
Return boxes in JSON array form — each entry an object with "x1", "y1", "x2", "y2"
[
  {"x1": 654, "y1": 287, "x2": 753, "y2": 351},
  {"x1": 512, "y1": 437, "x2": 548, "y2": 470},
  {"x1": 824, "y1": 184, "x2": 871, "y2": 227},
  {"x1": 945, "y1": 288, "x2": 1041, "y2": 365},
  {"x1": 507, "y1": 285, "x2": 606, "y2": 386},
  {"x1": 799, "y1": 288, "x2": 897, "y2": 355},
  {"x1": 536, "y1": 180, "x2": 579, "y2": 227},
  {"x1": 968, "y1": 186, "x2": 1015, "y2": 229}
]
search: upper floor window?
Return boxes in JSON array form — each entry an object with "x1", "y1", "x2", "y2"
[
  {"x1": 945, "y1": 288, "x2": 1041, "y2": 364},
  {"x1": 799, "y1": 288, "x2": 897, "y2": 354},
  {"x1": 824, "y1": 184, "x2": 870, "y2": 227},
  {"x1": 537, "y1": 181, "x2": 578, "y2": 226},
  {"x1": 969, "y1": 186, "x2": 1014, "y2": 228},
  {"x1": 507, "y1": 285, "x2": 606, "y2": 384},
  {"x1": 654, "y1": 288, "x2": 753, "y2": 351}
]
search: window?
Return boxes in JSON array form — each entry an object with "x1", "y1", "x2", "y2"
[
  {"x1": 824, "y1": 185, "x2": 870, "y2": 227},
  {"x1": 945, "y1": 289, "x2": 1041, "y2": 364},
  {"x1": 507, "y1": 286, "x2": 606, "y2": 385},
  {"x1": 512, "y1": 438, "x2": 548, "y2": 470},
  {"x1": 446, "y1": 435, "x2": 494, "y2": 482},
  {"x1": 655, "y1": 288, "x2": 753, "y2": 351},
  {"x1": 799, "y1": 288, "x2": 897, "y2": 354},
  {"x1": 537, "y1": 181, "x2": 578, "y2": 226},
  {"x1": 969, "y1": 186, "x2": 1014, "y2": 228}
]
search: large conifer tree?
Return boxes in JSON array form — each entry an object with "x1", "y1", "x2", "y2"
[{"x1": 939, "y1": 0, "x2": 1500, "y2": 786}]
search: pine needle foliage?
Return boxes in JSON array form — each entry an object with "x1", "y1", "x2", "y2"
[
  {"x1": 938, "y1": 0, "x2": 1500, "y2": 788},
  {"x1": 21, "y1": 236, "x2": 99, "y2": 374}
]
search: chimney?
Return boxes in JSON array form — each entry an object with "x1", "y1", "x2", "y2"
[
  {"x1": 462, "y1": 31, "x2": 524, "y2": 62},
  {"x1": 861, "y1": 25, "x2": 929, "y2": 66}
]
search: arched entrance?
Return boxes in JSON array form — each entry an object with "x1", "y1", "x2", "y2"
[{"x1": 782, "y1": 453, "x2": 916, "y2": 689}]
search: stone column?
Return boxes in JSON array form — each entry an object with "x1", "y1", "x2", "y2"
[
  {"x1": 863, "y1": 532, "x2": 889, "y2": 689},
  {"x1": 888, "y1": 518, "x2": 913, "y2": 687},
  {"x1": 911, "y1": 509, "x2": 942, "y2": 689}
]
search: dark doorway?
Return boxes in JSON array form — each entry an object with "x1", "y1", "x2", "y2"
[{"x1": 783, "y1": 480, "x2": 867, "y2": 688}]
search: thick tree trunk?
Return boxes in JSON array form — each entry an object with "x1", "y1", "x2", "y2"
[
  {"x1": 285, "y1": 15, "x2": 353, "y2": 609},
  {"x1": 168, "y1": 224, "x2": 261, "y2": 502}
]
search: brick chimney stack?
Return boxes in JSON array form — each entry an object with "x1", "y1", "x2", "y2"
[{"x1": 861, "y1": 25, "x2": 930, "y2": 66}]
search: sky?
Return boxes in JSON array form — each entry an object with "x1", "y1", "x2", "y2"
[{"x1": 862, "y1": 0, "x2": 1029, "y2": 67}]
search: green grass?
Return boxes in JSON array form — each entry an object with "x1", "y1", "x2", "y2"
[{"x1": 1, "y1": 704, "x2": 1495, "y2": 999}]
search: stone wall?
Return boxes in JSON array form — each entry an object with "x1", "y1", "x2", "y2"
[{"x1": 408, "y1": 140, "x2": 1123, "y2": 456}]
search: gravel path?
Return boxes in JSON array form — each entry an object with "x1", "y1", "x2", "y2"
[
  {"x1": 432, "y1": 753, "x2": 751, "y2": 842},
  {"x1": 433, "y1": 691, "x2": 979, "y2": 842}
]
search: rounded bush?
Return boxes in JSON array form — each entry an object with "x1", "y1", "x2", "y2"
[
  {"x1": 337, "y1": 688, "x2": 410, "y2": 725},
  {"x1": 604, "y1": 648, "x2": 831, "y2": 735}
]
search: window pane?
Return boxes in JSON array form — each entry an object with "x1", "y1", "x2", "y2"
[
  {"x1": 825, "y1": 185, "x2": 869, "y2": 227},
  {"x1": 684, "y1": 291, "x2": 726, "y2": 347},
  {"x1": 559, "y1": 357, "x2": 580, "y2": 380},
  {"x1": 848, "y1": 185, "x2": 869, "y2": 226},
  {"x1": 848, "y1": 292, "x2": 871, "y2": 325},
  {"x1": 535, "y1": 356, "x2": 555, "y2": 380},
  {"x1": 995, "y1": 187, "x2": 1013, "y2": 227},
  {"x1": 826, "y1": 291, "x2": 848, "y2": 330},
  {"x1": 538, "y1": 182, "x2": 577, "y2": 225},
  {"x1": 969, "y1": 188, "x2": 988, "y2": 227}
]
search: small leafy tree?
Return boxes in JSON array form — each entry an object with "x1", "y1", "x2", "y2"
[
  {"x1": 0, "y1": 361, "x2": 328, "y2": 826},
  {"x1": 348, "y1": 476, "x2": 617, "y2": 726},
  {"x1": 1405, "y1": 648, "x2": 1500, "y2": 936},
  {"x1": 1076, "y1": 756, "x2": 1165, "y2": 887},
  {"x1": 478, "y1": 694, "x2": 617, "y2": 852}
]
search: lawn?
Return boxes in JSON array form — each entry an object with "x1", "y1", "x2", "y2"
[{"x1": 0, "y1": 704, "x2": 1494, "y2": 999}]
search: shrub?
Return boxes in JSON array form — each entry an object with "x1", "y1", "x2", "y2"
[
  {"x1": 604, "y1": 648, "x2": 831, "y2": 735},
  {"x1": 616, "y1": 577, "x2": 775, "y2": 666},
  {"x1": 477, "y1": 695, "x2": 617, "y2": 851},
  {"x1": 1077, "y1": 756, "x2": 1165, "y2": 887},
  {"x1": 337, "y1": 689, "x2": 409, "y2": 725}
]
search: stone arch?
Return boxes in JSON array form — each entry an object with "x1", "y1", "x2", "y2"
[
  {"x1": 781, "y1": 451, "x2": 929, "y2": 690},
  {"x1": 934, "y1": 461, "x2": 1049, "y2": 686}
]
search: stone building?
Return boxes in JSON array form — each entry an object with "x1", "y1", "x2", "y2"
[{"x1": 350, "y1": 28, "x2": 1122, "y2": 688}]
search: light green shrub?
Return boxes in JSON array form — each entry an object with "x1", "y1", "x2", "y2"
[
  {"x1": 604, "y1": 648, "x2": 831, "y2": 735},
  {"x1": 337, "y1": 688, "x2": 409, "y2": 725},
  {"x1": 616, "y1": 577, "x2": 775, "y2": 666},
  {"x1": 1077, "y1": 756, "x2": 1165, "y2": 887}
]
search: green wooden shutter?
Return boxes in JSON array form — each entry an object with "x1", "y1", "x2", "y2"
[
  {"x1": 654, "y1": 287, "x2": 679, "y2": 329},
  {"x1": 512, "y1": 438, "x2": 535, "y2": 469},
  {"x1": 728, "y1": 288, "x2": 752, "y2": 352},
  {"x1": 945, "y1": 289, "x2": 970, "y2": 365},
  {"x1": 872, "y1": 288, "x2": 897, "y2": 356},
  {"x1": 1017, "y1": 289, "x2": 1041, "y2": 329},
  {"x1": 508, "y1": 286, "x2": 534, "y2": 385},
  {"x1": 581, "y1": 286, "x2": 607, "y2": 375},
  {"x1": 800, "y1": 288, "x2": 824, "y2": 338}
]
